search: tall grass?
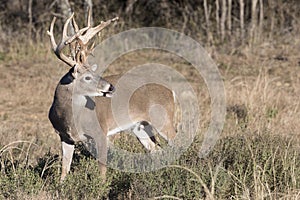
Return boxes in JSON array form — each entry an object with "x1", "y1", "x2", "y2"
[{"x1": 0, "y1": 133, "x2": 299, "y2": 199}]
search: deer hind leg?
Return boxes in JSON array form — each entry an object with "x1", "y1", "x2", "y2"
[
  {"x1": 132, "y1": 121, "x2": 160, "y2": 152},
  {"x1": 61, "y1": 141, "x2": 75, "y2": 181},
  {"x1": 155, "y1": 119, "x2": 177, "y2": 146}
]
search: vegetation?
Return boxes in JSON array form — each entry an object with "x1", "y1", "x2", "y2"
[
  {"x1": 1, "y1": 0, "x2": 299, "y2": 45},
  {"x1": 0, "y1": 134, "x2": 299, "y2": 199},
  {"x1": 0, "y1": 0, "x2": 299, "y2": 199}
]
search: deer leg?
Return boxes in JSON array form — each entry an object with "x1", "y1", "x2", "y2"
[
  {"x1": 143, "y1": 123, "x2": 162, "y2": 149},
  {"x1": 95, "y1": 134, "x2": 108, "y2": 180},
  {"x1": 132, "y1": 122, "x2": 158, "y2": 152},
  {"x1": 61, "y1": 141, "x2": 75, "y2": 181},
  {"x1": 98, "y1": 162, "x2": 107, "y2": 180},
  {"x1": 156, "y1": 120, "x2": 176, "y2": 146}
]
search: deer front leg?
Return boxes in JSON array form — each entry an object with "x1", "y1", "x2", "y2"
[
  {"x1": 95, "y1": 134, "x2": 108, "y2": 180},
  {"x1": 98, "y1": 161, "x2": 107, "y2": 180},
  {"x1": 61, "y1": 141, "x2": 75, "y2": 181}
]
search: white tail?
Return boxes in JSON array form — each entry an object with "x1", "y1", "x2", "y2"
[{"x1": 48, "y1": 12, "x2": 176, "y2": 181}]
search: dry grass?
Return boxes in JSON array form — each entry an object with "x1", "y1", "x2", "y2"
[
  {"x1": 0, "y1": 42, "x2": 64, "y2": 161},
  {"x1": 0, "y1": 31, "x2": 299, "y2": 198},
  {"x1": 222, "y1": 40, "x2": 300, "y2": 141}
]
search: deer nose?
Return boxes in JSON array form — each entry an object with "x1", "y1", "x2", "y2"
[{"x1": 109, "y1": 84, "x2": 115, "y2": 92}]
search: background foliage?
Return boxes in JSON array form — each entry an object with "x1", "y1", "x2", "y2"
[{"x1": 0, "y1": 0, "x2": 299, "y2": 199}]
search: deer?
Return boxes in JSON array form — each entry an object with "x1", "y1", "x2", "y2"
[{"x1": 47, "y1": 12, "x2": 177, "y2": 181}]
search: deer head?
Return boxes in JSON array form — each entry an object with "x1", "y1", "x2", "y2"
[{"x1": 47, "y1": 11, "x2": 118, "y2": 97}]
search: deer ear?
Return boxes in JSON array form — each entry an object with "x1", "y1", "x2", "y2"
[
  {"x1": 91, "y1": 64, "x2": 98, "y2": 72},
  {"x1": 71, "y1": 64, "x2": 80, "y2": 78}
]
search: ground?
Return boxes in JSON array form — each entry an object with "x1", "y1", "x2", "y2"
[{"x1": 0, "y1": 35, "x2": 299, "y2": 199}]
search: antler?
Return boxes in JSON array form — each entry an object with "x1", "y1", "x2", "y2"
[{"x1": 47, "y1": 11, "x2": 118, "y2": 67}]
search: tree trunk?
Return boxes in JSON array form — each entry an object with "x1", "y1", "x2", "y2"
[
  {"x1": 258, "y1": 0, "x2": 264, "y2": 41},
  {"x1": 204, "y1": 0, "x2": 213, "y2": 44},
  {"x1": 268, "y1": 0, "x2": 275, "y2": 39},
  {"x1": 239, "y1": 0, "x2": 245, "y2": 43},
  {"x1": 250, "y1": 0, "x2": 258, "y2": 45},
  {"x1": 227, "y1": 0, "x2": 232, "y2": 36},
  {"x1": 215, "y1": 0, "x2": 220, "y2": 36},
  {"x1": 220, "y1": 0, "x2": 227, "y2": 41},
  {"x1": 28, "y1": 0, "x2": 33, "y2": 41},
  {"x1": 58, "y1": 0, "x2": 75, "y2": 58},
  {"x1": 58, "y1": 0, "x2": 73, "y2": 20}
]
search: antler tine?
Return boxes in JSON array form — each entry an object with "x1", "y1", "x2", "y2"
[
  {"x1": 47, "y1": 17, "x2": 58, "y2": 51},
  {"x1": 65, "y1": 27, "x2": 90, "y2": 45},
  {"x1": 73, "y1": 16, "x2": 118, "y2": 64},
  {"x1": 89, "y1": 41, "x2": 95, "y2": 52},
  {"x1": 47, "y1": 15, "x2": 77, "y2": 67},
  {"x1": 72, "y1": 16, "x2": 79, "y2": 32},
  {"x1": 48, "y1": 12, "x2": 118, "y2": 67},
  {"x1": 61, "y1": 13, "x2": 89, "y2": 46},
  {"x1": 62, "y1": 13, "x2": 74, "y2": 41},
  {"x1": 86, "y1": 41, "x2": 96, "y2": 57},
  {"x1": 79, "y1": 17, "x2": 119, "y2": 45}
]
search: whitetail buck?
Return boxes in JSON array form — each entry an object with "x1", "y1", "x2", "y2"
[{"x1": 48, "y1": 12, "x2": 176, "y2": 181}]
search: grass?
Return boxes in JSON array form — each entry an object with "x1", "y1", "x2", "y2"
[
  {"x1": 0, "y1": 134, "x2": 299, "y2": 199},
  {"x1": 0, "y1": 33, "x2": 299, "y2": 199}
]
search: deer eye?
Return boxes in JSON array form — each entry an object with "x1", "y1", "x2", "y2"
[{"x1": 85, "y1": 76, "x2": 91, "y2": 81}]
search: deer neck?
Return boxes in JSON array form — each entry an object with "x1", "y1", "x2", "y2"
[
  {"x1": 49, "y1": 72, "x2": 82, "y2": 142},
  {"x1": 54, "y1": 72, "x2": 75, "y2": 109},
  {"x1": 50, "y1": 71, "x2": 99, "y2": 141}
]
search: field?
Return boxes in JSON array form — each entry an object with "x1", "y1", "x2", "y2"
[{"x1": 0, "y1": 1, "x2": 300, "y2": 199}]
